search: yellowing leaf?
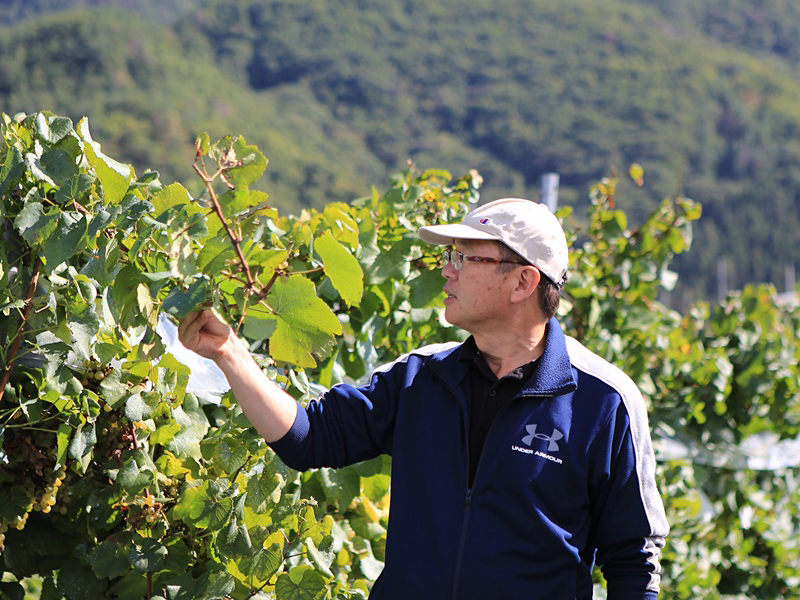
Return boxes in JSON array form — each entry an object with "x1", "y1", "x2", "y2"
[
  {"x1": 323, "y1": 203, "x2": 360, "y2": 249},
  {"x1": 266, "y1": 276, "x2": 342, "y2": 368},
  {"x1": 150, "y1": 182, "x2": 202, "y2": 218},
  {"x1": 77, "y1": 118, "x2": 132, "y2": 205},
  {"x1": 629, "y1": 163, "x2": 644, "y2": 186},
  {"x1": 315, "y1": 232, "x2": 363, "y2": 307}
]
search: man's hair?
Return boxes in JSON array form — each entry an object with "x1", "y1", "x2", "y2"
[{"x1": 494, "y1": 241, "x2": 560, "y2": 319}]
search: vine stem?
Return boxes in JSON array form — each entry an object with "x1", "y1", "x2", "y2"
[
  {"x1": 192, "y1": 162, "x2": 257, "y2": 292},
  {"x1": 256, "y1": 271, "x2": 281, "y2": 302},
  {"x1": 0, "y1": 257, "x2": 42, "y2": 402}
]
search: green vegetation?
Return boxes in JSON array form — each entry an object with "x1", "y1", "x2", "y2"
[
  {"x1": 3, "y1": 0, "x2": 800, "y2": 302},
  {"x1": 1, "y1": 112, "x2": 798, "y2": 598},
  {"x1": 0, "y1": 0, "x2": 195, "y2": 26}
]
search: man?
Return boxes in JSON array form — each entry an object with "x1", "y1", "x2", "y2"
[{"x1": 178, "y1": 198, "x2": 669, "y2": 599}]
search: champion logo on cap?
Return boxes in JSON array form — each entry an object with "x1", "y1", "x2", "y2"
[{"x1": 479, "y1": 218, "x2": 490, "y2": 224}]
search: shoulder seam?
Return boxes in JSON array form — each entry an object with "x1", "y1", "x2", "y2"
[{"x1": 565, "y1": 336, "x2": 670, "y2": 542}]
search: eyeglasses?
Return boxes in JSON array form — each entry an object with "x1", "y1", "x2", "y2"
[{"x1": 442, "y1": 246, "x2": 529, "y2": 270}]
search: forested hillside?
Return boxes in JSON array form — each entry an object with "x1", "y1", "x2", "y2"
[{"x1": 2, "y1": 0, "x2": 800, "y2": 303}]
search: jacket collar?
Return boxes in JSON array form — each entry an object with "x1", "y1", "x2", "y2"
[{"x1": 425, "y1": 317, "x2": 578, "y2": 397}]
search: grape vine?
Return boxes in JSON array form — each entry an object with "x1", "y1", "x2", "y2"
[{"x1": 1, "y1": 111, "x2": 798, "y2": 599}]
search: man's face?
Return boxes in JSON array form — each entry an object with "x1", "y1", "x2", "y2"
[{"x1": 441, "y1": 240, "x2": 516, "y2": 333}]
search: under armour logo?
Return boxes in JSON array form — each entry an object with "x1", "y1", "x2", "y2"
[{"x1": 521, "y1": 424, "x2": 564, "y2": 452}]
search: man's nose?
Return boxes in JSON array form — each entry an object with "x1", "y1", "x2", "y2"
[{"x1": 442, "y1": 262, "x2": 457, "y2": 279}]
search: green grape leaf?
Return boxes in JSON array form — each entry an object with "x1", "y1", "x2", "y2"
[
  {"x1": 0, "y1": 485, "x2": 35, "y2": 522},
  {"x1": 159, "y1": 536, "x2": 193, "y2": 578},
  {"x1": 116, "y1": 458, "x2": 152, "y2": 494},
  {"x1": 219, "y1": 511, "x2": 252, "y2": 556},
  {"x1": 56, "y1": 559, "x2": 107, "y2": 600},
  {"x1": 55, "y1": 422, "x2": 72, "y2": 468},
  {"x1": 68, "y1": 304, "x2": 100, "y2": 362},
  {"x1": 35, "y1": 330, "x2": 71, "y2": 360},
  {"x1": 68, "y1": 422, "x2": 96, "y2": 472},
  {"x1": 35, "y1": 113, "x2": 73, "y2": 144},
  {"x1": 89, "y1": 538, "x2": 131, "y2": 579},
  {"x1": 235, "y1": 534, "x2": 284, "y2": 582},
  {"x1": 224, "y1": 136, "x2": 267, "y2": 187},
  {"x1": 54, "y1": 173, "x2": 95, "y2": 206},
  {"x1": 319, "y1": 467, "x2": 360, "y2": 511},
  {"x1": 107, "y1": 574, "x2": 148, "y2": 600},
  {"x1": 98, "y1": 369, "x2": 129, "y2": 408},
  {"x1": 195, "y1": 132, "x2": 210, "y2": 156},
  {"x1": 195, "y1": 569, "x2": 235, "y2": 600},
  {"x1": 168, "y1": 403, "x2": 209, "y2": 459},
  {"x1": 219, "y1": 186, "x2": 268, "y2": 216},
  {"x1": 173, "y1": 480, "x2": 233, "y2": 530},
  {"x1": 243, "y1": 315, "x2": 278, "y2": 340},
  {"x1": 162, "y1": 277, "x2": 209, "y2": 319},
  {"x1": 197, "y1": 237, "x2": 236, "y2": 274},
  {"x1": 358, "y1": 553, "x2": 385, "y2": 581},
  {"x1": 266, "y1": 276, "x2": 343, "y2": 368},
  {"x1": 155, "y1": 353, "x2": 191, "y2": 402},
  {"x1": 128, "y1": 537, "x2": 168, "y2": 574},
  {"x1": 136, "y1": 283, "x2": 159, "y2": 328},
  {"x1": 365, "y1": 242, "x2": 412, "y2": 285},
  {"x1": 302, "y1": 508, "x2": 333, "y2": 546},
  {"x1": 43, "y1": 211, "x2": 88, "y2": 274},
  {"x1": 150, "y1": 182, "x2": 203, "y2": 218},
  {"x1": 27, "y1": 147, "x2": 79, "y2": 186},
  {"x1": 0, "y1": 147, "x2": 25, "y2": 195},
  {"x1": 323, "y1": 203, "x2": 360, "y2": 249},
  {"x1": 315, "y1": 231, "x2": 363, "y2": 307},
  {"x1": 172, "y1": 480, "x2": 209, "y2": 524},
  {"x1": 78, "y1": 117, "x2": 132, "y2": 205},
  {"x1": 124, "y1": 393, "x2": 149, "y2": 421},
  {"x1": 274, "y1": 566, "x2": 328, "y2": 599},
  {"x1": 116, "y1": 194, "x2": 154, "y2": 234},
  {"x1": 305, "y1": 536, "x2": 335, "y2": 578},
  {"x1": 201, "y1": 437, "x2": 248, "y2": 474},
  {"x1": 245, "y1": 465, "x2": 284, "y2": 513},
  {"x1": 149, "y1": 421, "x2": 181, "y2": 446},
  {"x1": 42, "y1": 147, "x2": 80, "y2": 184},
  {"x1": 14, "y1": 200, "x2": 58, "y2": 247}
]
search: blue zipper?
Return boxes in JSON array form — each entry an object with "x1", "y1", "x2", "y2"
[{"x1": 447, "y1": 389, "x2": 552, "y2": 600}]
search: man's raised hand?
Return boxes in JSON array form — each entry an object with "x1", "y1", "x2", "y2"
[{"x1": 177, "y1": 310, "x2": 234, "y2": 362}]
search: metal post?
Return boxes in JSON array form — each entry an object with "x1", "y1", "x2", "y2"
[
  {"x1": 717, "y1": 257, "x2": 728, "y2": 303},
  {"x1": 786, "y1": 264, "x2": 796, "y2": 294},
  {"x1": 541, "y1": 173, "x2": 560, "y2": 213}
]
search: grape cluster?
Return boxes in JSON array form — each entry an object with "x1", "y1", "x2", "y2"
[
  {"x1": 33, "y1": 465, "x2": 68, "y2": 514},
  {"x1": 0, "y1": 465, "x2": 69, "y2": 553},
  {"x1": 142, "y1": 493, "x2": 163, "y2": 524},
  {"x1": 80, "y1": 358, "x2": 108, "y2": 389}
]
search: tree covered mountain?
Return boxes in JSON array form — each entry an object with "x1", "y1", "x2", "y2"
[{"x1": 2, "y1": 0, "x2": 799, "y2": 304}]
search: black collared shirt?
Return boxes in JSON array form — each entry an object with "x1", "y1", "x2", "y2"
[{"x1": 459, "y1": 336, "x2": 540, "y2": 486}]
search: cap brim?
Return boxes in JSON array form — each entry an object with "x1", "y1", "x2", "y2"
[{"x1": 418, "y1": 223, "x2": 501, "y2": 246}]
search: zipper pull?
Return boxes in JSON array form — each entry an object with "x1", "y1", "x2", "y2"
[{"x1": 464, "y1": 489, "x2": 473, "y2": 506}]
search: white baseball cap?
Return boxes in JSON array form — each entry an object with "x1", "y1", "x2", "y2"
[{"x1": 417, "y1": 198, "x2": 569, "y2": 287}]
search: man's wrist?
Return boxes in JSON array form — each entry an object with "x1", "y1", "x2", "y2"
[{"x1": 214, "y1": 330, "x2": 251, "y2": 373}]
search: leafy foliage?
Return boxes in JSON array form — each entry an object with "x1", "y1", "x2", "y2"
[
  {"x1": 4, "y1": 0, "x2": 800, "y2": 303},
  {"x1": 562, "y1": 170, "x2": 800, "y2": 598},
  {"x1": 0, "y1": 0, "x2": 195, "y2": 26},
  {"x1": 1, "y1": 113, "x2": 798, "y2": 599},
  {"x1": 0, "y1": 111, "x2": 473, "y2": 598}
]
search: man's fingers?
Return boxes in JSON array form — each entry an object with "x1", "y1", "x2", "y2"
[
  {"x1": 177, "y1": 311, "x2": 209, "y2": 349},
  {"x1": 176, "y1": 311, "x2": 198, "y2": 338}
]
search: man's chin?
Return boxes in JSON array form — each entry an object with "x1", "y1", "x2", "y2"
[{"x1": 442, "y1": 307, "x2": 460, "y2": 328}]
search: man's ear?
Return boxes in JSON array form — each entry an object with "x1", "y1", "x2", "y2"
[{"x1": 510, "y1": 266, "x2": 541, "y2": 303}]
